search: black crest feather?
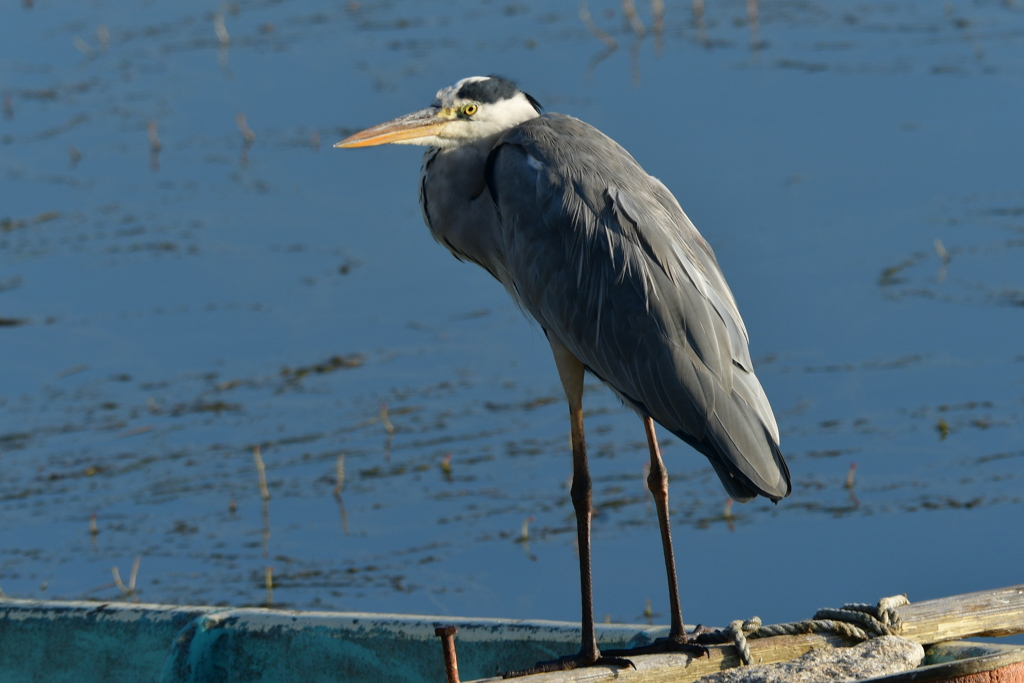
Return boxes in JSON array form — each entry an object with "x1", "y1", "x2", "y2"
[{"x1": 458, "y1": 75, "x2": 543, "y2": 113}]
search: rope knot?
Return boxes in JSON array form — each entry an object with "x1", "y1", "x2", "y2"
[
  {"x1": 813, "y1": 595, "x2": 908, "y2": 639},
  {"x1": 724, "y1": 618, "x2": 758, "y2": 665}
]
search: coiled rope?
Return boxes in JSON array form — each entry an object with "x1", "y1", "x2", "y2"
[{"x1": 695, "y1": 595, "x2": 910, "y2": 666}]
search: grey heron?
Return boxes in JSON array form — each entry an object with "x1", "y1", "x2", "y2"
[{"x1": 336, "y1": 76, "x2": 791, "y2": 673}]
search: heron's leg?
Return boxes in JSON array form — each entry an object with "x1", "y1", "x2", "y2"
[
  {"x1": 503, "y1": 340, "x2": 635, "y2": 677},
  {"x1": 600, "y1": 418, "x2": 706, "y2": 660},
  {"x1": 551, "y1": 339, "x2": 599, "y2": 663},
  {"x1": 643, "y1": 416, "x2": 687, "y2": 642}
]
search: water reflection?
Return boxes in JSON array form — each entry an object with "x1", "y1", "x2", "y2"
[
  {"x1": 147, "y1": 120, "x2": 161, "y2": 171},
  {"x1": 578, "y1": 2, "x2": 618, "y2": 79},
  {"x1": 578, "y1": 0, "x2": 672, "y2": 84},
  {"x1": 333, "y1": 453, "x2": 351, "y2": 534}
]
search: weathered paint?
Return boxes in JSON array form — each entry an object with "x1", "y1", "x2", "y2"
[{"x1": 0, "y1": 598, "x2": 670, "y2": 683}]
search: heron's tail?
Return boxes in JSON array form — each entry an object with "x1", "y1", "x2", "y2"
[
  {"x1": 703, "y1": 428, "x2": 789, "y2": 503},
  {"x1": 672, "y1": 391, "x2": 791, "y2": 503}
]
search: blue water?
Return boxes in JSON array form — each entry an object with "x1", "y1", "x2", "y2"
[{"x1": 2, "y1": 0, "x2": 1023, "y2": 639}]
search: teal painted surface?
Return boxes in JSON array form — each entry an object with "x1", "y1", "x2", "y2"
[
  {"x1": 0, "y1": 601, "x2": 216, "y2": 683},
  {"x1": 0, "y1": 598, "x2": 667, "y2": 683}
]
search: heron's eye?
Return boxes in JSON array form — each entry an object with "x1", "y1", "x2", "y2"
[{"x1": 461, "y1": 103, "x2": 479, "y2": 117}]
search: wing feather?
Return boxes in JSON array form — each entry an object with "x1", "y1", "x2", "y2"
[{"x1": 485, "y1": 114, "x2": 789, "y2": 501}]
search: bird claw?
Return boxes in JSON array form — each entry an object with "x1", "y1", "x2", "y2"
[
  {"x1": 502, "y1": 652, "x2": 636, "y2": 678},
  {"x1": 600, "y1": 632, "x2": 709, "y2": 659}
]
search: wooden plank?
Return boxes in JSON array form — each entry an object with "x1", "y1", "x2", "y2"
[
  {"x1": 899, "y1": 584, "x2": 1024, "y2": 643},
  {"x1": 470, "y1": 584, "x2": 1024, "y2": 683},
  {"x1": 474, "y1": 633, "x2": 855, "y2": 683}
]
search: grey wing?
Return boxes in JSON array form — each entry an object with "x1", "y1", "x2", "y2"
[{"x1": 486, "y1": 114, "x2": 790, "y2": 502}]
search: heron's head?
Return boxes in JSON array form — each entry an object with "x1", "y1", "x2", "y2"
[{"x1": 335, "y1": 76, "x2": 542, "y2": 150}]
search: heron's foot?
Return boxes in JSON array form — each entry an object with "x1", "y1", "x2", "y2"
[
  {"x1": 502, "y1": 652, "x2": 635, "y2": 679},
  {"x1": 601, "y1": 629, "x2": 709, "y2": 659}
]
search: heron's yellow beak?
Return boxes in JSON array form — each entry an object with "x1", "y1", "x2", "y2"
[{"x1": 334, "y1": 108, "x2": 450, "y2": 148}]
